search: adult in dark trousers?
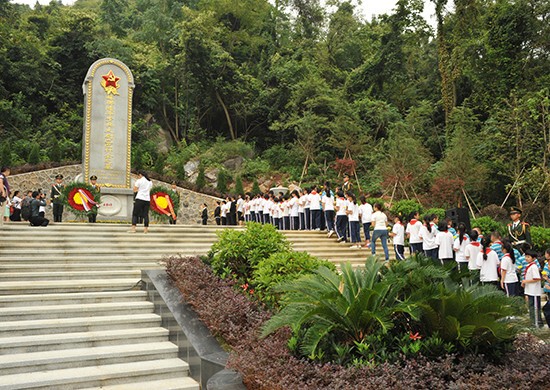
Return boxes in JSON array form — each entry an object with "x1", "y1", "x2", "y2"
[
  {"x1": 201, "y1": 203, "x2": 208, "y2": 225},
  {"x1": 29, "y1": 191, "x2": 49, "y2": 227},
  {"x1": 51, "y1": 174, "x2": 65, "y2": 222},
  {"x1": 214, "y1": 201, "x2": 221, "y2": 225},
  {"x1": 130, "y1": 170, "x2": 153, "y2": 233}
]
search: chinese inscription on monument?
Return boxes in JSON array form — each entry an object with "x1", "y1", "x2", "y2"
[{"x1": 82, "y1": 59, "x2": 134, "y2": 188}]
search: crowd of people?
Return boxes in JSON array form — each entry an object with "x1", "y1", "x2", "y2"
[{"x1": 1, "y1": 166, "x2": 52, "y2": 227}]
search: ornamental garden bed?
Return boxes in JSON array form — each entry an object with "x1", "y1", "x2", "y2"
[{"x1": 163, "y1": 224, "x2": 549, "y2": 389}]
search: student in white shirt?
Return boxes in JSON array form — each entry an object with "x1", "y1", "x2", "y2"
[
  {"x1": 359, "y1": 196, "x2": 373, "y2": 248},
  {"x1": 303, "y1": 188, "x2": 311, "y2": 230},
  {"x1": 500, "y1": 240, "x2": 520, "y2": 297},
  {"x1": 453, "y1": 223, "x2": 471, "y2": 271},
  {"x1": 243, "y1": 195, "x2": 251, "y2": 222},
  {"x1": 289, "y1": 190, "x2": 300, "y2": 230},
  {"x1": 322, "y1": 183, "x2": 335, "y2": 237},
  {"x1": 346, "y1": 194, "x2": 361, "y2": 248},
  {"x1": 406, "y1": 211, "x2": 423, "y2": 255},
  {"x1": 334, "y1": 190, "x2": 348, "y2": 242},
  {"x1": 262, "y1": 194, "x2": 271, "y2": 224},
  {"x1": 389, "y1": 215, "x2": 405, "y2": 260},
  {"x1": 370, "y1": 203, "x2": 389, "y2": 261},
  {"x1": 236, "y1": 194, "x2": 244, "y2": 225},
  {"x1": 309, "y1": 186, "x2": 322, "y2": 230},
  {"x1": 256, "y1": 194, "x2": 264, "y2": 224},
  {"x1": 298, "y1": 190, "x2": 307, "y2": 230},
  {"x1": 220, "y1": 200, "x2": 229, "y2": 225},
  {"x1": 419, "y1": 215, "x2": 438, "y2": 260},
  {"x1": 435, "y1": 222, "x2": 454, "y2": 265},
  {"x1": 522, "y1": 250, "x2": 543, "y2": 327},
  {"x1": 476, "y1": 237, "x2": 500, "y2": 285},
  {"x1": 464, "y1": 229, "x2": 482, "y2": 272}
]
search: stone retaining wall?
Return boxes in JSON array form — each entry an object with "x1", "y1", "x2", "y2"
[{"x1": 7, "y1": 165, "x2": 222, "y2": 225}]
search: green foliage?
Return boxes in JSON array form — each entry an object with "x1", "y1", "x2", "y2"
[
  {"x1": 471, "y1": 216, "x2": 506, "y2": 237},
  {"x1": 49, "y1": 141, "x2": 61, "y2": 162},
  {"x1": 234, "y1": 176, "x2": 244, "y2": 195},
  {"x1": 390, "y1": 200, "x2": 423, "y2": 219},
  {"x1": 252, "y1": 179, "x2": 261, "y2": 195},
  {"x1": 195, "y1": 164, "x2": 206, "y2": 189},
  {"x1": 241, "y1": 158, "x2": 271, "y2": 179},
  {"x1": 529, "y1": 227, "x2": 550, "y2": 253},
  {"x1": 251, "y1": 251, "x2": 335, "y2": 308},
  {"x1": 262, "y1": 255, "x2": 523, "y2": 365},
  {"x1": 0, "y1": 143, "x2": 12, "y2": 167},
  {"x1": 216, "y1": 169, "x2": 231, "y2": 194},
  {"x1": 425, "y1": 208, "x2": 446, "y2": 221},
  {"x1": 207, "y1": 222, "x2": 291, "y2": 281},
  {"x1": 28, "y1": 142, "x2": 41, "y2": 164},
  {"x1": 200, "y1": 139, "x2": 254, "y2": 166},
  {"x1": 262, "y1": 258, "x2": 421, "y2": 362}
]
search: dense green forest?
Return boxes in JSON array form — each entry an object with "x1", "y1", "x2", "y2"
[{"x1": 0, "y1": 0, "x2": 549, "y2": 215}]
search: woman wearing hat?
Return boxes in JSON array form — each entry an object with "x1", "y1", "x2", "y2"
[
  {"x1": 51, "y1": 174, "x2": 65, "y2": 222},
  {"x1": 88, "y1": 175, "x2": 100, "y2": 223}
]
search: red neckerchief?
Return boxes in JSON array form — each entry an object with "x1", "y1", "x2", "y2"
[
  {"x1": 409, "y1": 219, "x2": 418, "y2": 225},
  {"x1": 484, "y1": 248, "x2": 492, "y2": 255},
  {"x1": 471, "y1": 242, "x2": 481, "y2": 247},
  {"x1": 311, "y1": 190, "x2": 317, "y2": 195}
]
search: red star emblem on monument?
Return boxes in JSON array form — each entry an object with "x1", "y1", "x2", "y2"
[{"x1": 101, "y1": 70, "x2": 120, "y2": 95}]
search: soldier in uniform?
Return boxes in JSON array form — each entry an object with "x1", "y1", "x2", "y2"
[
  {"x1": 342, "y1": 174, "x2": 353, "y2": 195},
  {"x1": 88, "y1": 175, "x2": 100, "y2": 223},
  {"x1": 507, "y1": 206, "x2": 532, "y2": 250},
  {"x1": 51, "y1": 174, "x2": 65, "y2": 222}
]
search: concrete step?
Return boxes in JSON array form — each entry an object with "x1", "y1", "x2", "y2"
[
  {"x1": 0, "y1": 256, "x2": 164, "y2": 263},
  {"x1": 0, "y1": 342, "x2": 179, "y2": 375},
  {"x1": 0, "y1": 263, "x2": 162, "y2": 272},
  {"x1": 0, "y1": 359, "x2": 192, "y2": 389},
  {"x1": 0, "y1": 279, "x2": 141, "y2": 295},
  {"x1": 82, "y1": 377, "x2": 199, "y2": 390},
  {"x1": 0, "y1": 270, "x2": 141, "y2": 282},
  {"x1": 0, "y1": 313, "x2": 162, "y2": 337},
  {"x1": 0, "y1": 301, "x2": 154, "y2": 322},
  {"x1": 0, "y1": 327, "x2": 169, "y2": 355},
  {"x1": 0, "y1": 291, "x2": 148, "y2": 308}
]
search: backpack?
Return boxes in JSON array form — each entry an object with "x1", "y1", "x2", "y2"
[{"x1": 21, "y1": 198, "x2": 32, "y2": 221}]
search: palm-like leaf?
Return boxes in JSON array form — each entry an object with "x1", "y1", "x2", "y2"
[{"x1": 262, "y1": 257, "x2": 419, "y2": 357}]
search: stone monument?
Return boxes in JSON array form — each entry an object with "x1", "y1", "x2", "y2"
[{"x1": 81, "y1": 58, "x2": 135, "y2": 221}]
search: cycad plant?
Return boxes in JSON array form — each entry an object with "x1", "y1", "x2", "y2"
[
  {"x1": 261, "y1": 257, "x2": 420, "y2": 361},
  {"x1": 261, "y1": 255, "x2": 525, "y2": 365}
]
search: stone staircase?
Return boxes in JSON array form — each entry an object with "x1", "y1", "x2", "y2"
[{"x1": 0, "y1": 223, "x2": 379, "y2": 389}]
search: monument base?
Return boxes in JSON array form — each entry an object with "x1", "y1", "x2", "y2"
[{"x1": 97, "y1": 187, "x2": 135, "y2": 222}]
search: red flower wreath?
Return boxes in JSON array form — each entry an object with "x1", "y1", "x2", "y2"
[
  {"x1": 67, "y1": 187, "x2": 97, "y2": 211},
  {"x1": 150, "y1": 191, "x2": 176, "y2": 219}
]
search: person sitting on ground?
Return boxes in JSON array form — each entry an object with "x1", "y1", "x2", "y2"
[{"x1": 29, "y1": 190, "x2": 49, "y2": 227}]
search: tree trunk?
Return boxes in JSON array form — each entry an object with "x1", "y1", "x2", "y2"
[{"x1": 216, "y1": 91, "x2": 236, "y2": 140}]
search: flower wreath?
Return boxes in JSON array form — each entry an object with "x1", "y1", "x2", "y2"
[
  {"x1": 62, "y1": 182, "x2": 101, "y2": 218},
  {"x1": 149, "y1": 185, "x2": 180, "y2": 222}
]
